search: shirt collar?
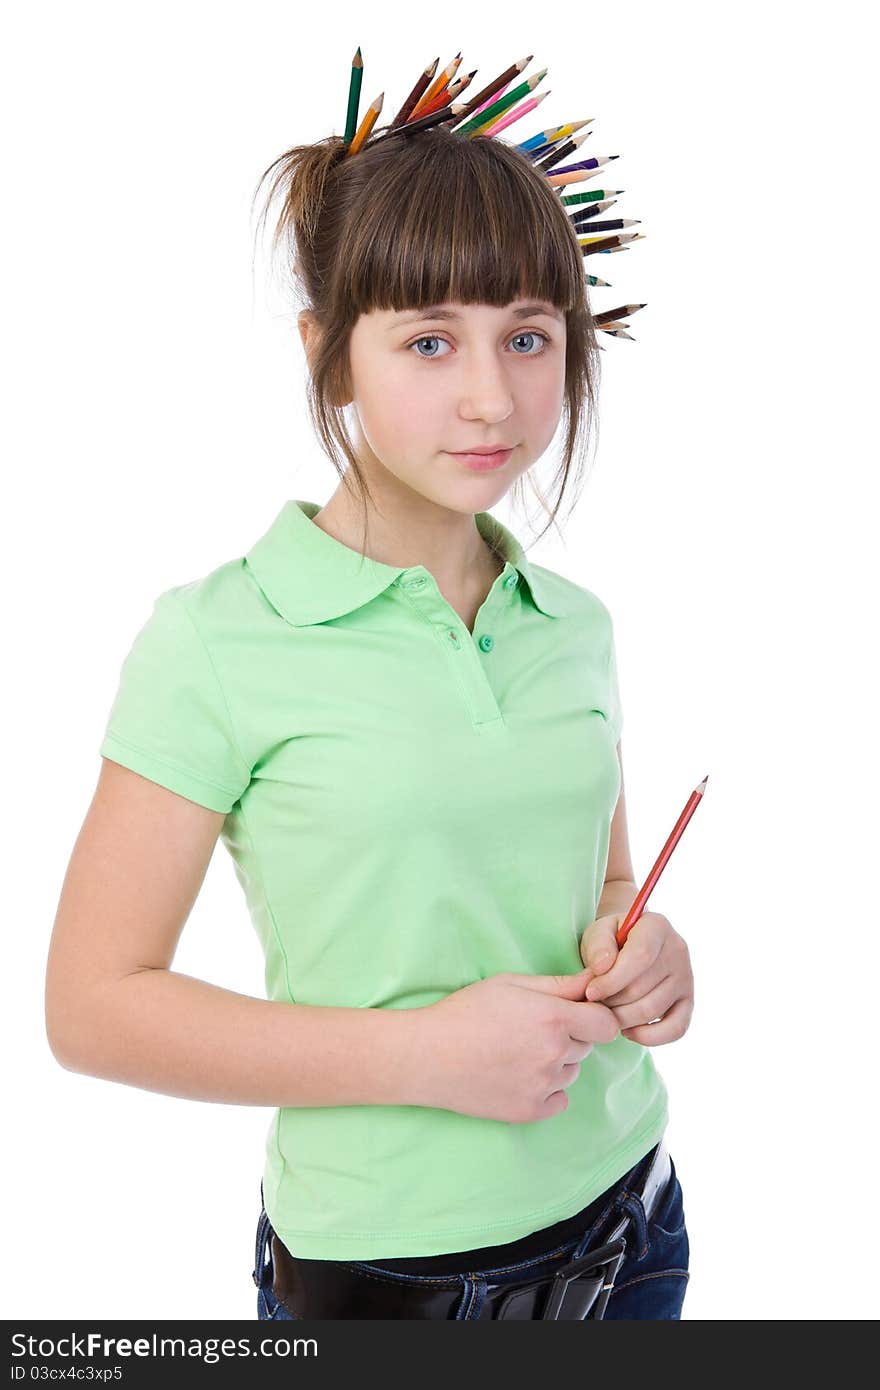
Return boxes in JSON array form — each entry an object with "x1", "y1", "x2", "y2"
[{"x1": 244, "y1": 499, "x2": 566, "y2": 627}]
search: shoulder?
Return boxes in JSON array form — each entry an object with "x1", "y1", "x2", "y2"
[
  {"x1": 100, "y1": 557, "x2": 255, "y2": 810},
  {"x1": 119, "y1": 555, "x2": 273, "y2": 691},
  {"x1": 528, "y1": 562, "x2": 616, "y2": 633},
  {"x1": 157, "y1": 553, "x2": 271, "y2": 641}
]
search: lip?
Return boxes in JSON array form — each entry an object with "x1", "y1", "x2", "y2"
[{"x1": 450, "y1": 446, "x2": 515, "y2": 471}]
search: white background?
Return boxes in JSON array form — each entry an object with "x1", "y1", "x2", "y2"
[{"x1": 3, "y1": 0, "x2": 877, "y2": 1322}]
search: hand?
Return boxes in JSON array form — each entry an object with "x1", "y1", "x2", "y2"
[
  {"x1": 418, "y1": 968, "x2": 619, "y2": 1124},
  {"x1": 579, "y1": 911, "x2": 694, "y2": 1045}
]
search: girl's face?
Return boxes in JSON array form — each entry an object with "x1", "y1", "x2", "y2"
[{"x1": 343, "y1": 299, "x2": 567, "y2": 515}]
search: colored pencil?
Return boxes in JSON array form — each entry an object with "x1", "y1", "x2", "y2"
[
  {"x1": 518, "y1": 123, "x2": 566, "y2": 152},
  {"x1": 343, "y1": 46, "x2": 364, "y2": 146},
  {"x1": 474, "y1": 79, "x2": 514, "y2": 118},
  {"x1": 522, "y1": 120, "x2": 592, "y2": 156},
  {"x1": 548, "y1": 161, "x2": 616, "y2": 189},
  {"x1": 561, "y1": 188, "x2": 621, "y2": 206},
  {"x1": 569, "y1": 199, "x2": 618, "y2": 220},
  {"x1": 388, "y1": 57, "x2": 438, "y2": 129},
  {"x1": 439, "y1": 54, "x2": 533, "y2": 130},
  {"x1": 408, "y1": 53, "x2": 462, "y2": 121},
  {"x1": 346, "y1": 91, "x2": 384, "y2": 156},
  {"x1": 547, "y1": 153, "x2": 618, "y2": 179},
  {"x1": 593, "y1": 303, "x2": 647, "y2": 325},
  {"x1": 573, "y1": 217, "x2": 640, "y2": 233},
  {"x1": 479, "y1": 90, "x2": 550, "y2": 138},
  {"x1": 615, "y1": 777, "x2": 708, "y2": 948},
  {"x1": 388, "y1": 94, "x2": 472, "y2": 139},
  {"x1": 419, "y1": 69, "x2": 475, "y2": 118},
  {"x1": 458, "y1": 69, "x2": 548, "y2": 137},
  {"x1": 534, "y1": 132, "x2": 591, "y2": 173},
  {"x1": 578, "y1": 232, "x2": 643, "y2": 253}
]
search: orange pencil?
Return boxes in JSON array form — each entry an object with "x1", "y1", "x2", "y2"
[
  {"x1": 346, "y1": 92, "x2": 384, "y2": 157},
  {"x1": 408, "y1": 53, "x2": 462, "y2": 122},
  {"x1": 419, "y1": 69, "x2": 475, "y2": 118},
  {"x1": 616, "y1": 775, "x2": 708, "y2": 947}
]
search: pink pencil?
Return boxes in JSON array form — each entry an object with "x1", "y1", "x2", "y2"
[
  {"x1": 481, "y1": 91, "x2": 549, "y2": 137},
  {"x1": 471, "y1": 78, "x2": 512, "y2": 116}
]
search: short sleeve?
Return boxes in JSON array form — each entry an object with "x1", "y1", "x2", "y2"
[
  {"x1": 98, "y1": 587, "x2": 251, "y2": 813},
  {"x1": 606, "y1": 619, "x2": 624, "y2": 746}
]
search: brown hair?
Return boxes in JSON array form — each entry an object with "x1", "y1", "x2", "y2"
[{"x1": 251, "y1": 123, "x2": 601, "y2": 555}]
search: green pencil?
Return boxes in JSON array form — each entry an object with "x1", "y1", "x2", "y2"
[{"x1": 344, "y1": 46, "x2": 363, "y2": 146}]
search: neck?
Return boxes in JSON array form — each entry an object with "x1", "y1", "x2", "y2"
[{"x1": 311, "y1": 474, "x2": 503, "y2": 596}]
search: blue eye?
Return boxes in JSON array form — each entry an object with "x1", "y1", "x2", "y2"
[
  {"x1": 509, "y1": 331, "x2": 548, "y2": 355},
  {"x1": 411, "y1": 335, "x2": 449, "y2": 359},
  {"x1": 408, "y1": 331, "x2": 550, "y2": 360}
]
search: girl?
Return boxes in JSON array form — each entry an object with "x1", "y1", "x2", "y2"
[{"x1": 45, "y1": 115, "x2": 694, "y2": 1321}]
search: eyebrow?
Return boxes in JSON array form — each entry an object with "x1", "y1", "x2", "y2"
[{"x1": 389, "y1": 303, "x2": 563, "y2": 328}]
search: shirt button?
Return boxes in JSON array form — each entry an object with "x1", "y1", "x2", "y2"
[
  {"x1": 478, "y1": 634, "x2": 494, "y2": 652},
  {"x1": 503, "y1": 573, "x2": 518, "y2": 589}
]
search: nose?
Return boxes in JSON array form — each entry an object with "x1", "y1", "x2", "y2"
[{"x1": 457, "y1": 347, "x2": 515, "y2": 424}]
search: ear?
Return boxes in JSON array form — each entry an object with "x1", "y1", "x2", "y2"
[
  {"x1": 298, "y1": 310, "x2": 353, "y2": 409},
  {"x1": 298, "y1": 310, "x2": 319, "y2": 364}
]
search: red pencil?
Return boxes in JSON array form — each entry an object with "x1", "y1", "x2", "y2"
[{"x1": 616, "y1": 775, "x2": 708, "y2": 947}]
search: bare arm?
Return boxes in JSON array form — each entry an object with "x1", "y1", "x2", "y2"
[
  {"x1": 45, "y1": 759, "x2": 425, "y2": 1108},
  {"x1": 597, "y1": 741, "x2": 639, "y2": 918}
]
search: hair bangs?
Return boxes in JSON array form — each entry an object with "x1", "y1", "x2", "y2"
[{"x1": 332, "y1": 130, "x2": 585, "y2": 319}]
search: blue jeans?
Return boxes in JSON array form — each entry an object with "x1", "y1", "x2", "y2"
[{"x1": 254, "y1": 1153, "x2": 690, "y2": 1320}]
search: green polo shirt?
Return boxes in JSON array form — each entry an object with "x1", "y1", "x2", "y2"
[{"x1": 98, "y1": 498, "x2": 668, "y2": 1259}]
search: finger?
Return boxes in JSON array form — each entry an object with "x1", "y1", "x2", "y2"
[
  {"x1": 556, "y1": 1061, "x2": 582, "y2": 1091},
  {"x1": 563, "y1": 999, "x2": 620, "y2": 1045},
  {"x1": 586, "y1": 963, "x2": 667, "y2": 1006},
  {"x1": 606, "y1": 975, "x2": 678, "y2": 1029},
  {"x1": 584, "y1": 928, "x2": 662, "y2": 1000},
  {"x1": 580, "y1": 917, "x2": 622, "y2": 978},
  {"x1": 620, "y1": 995, "x2": 693, "y2": 1046}
]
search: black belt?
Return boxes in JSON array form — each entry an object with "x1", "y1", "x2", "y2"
[{"x1": 260, "y1": 1139, "x2": 671, "y2": 1320}]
